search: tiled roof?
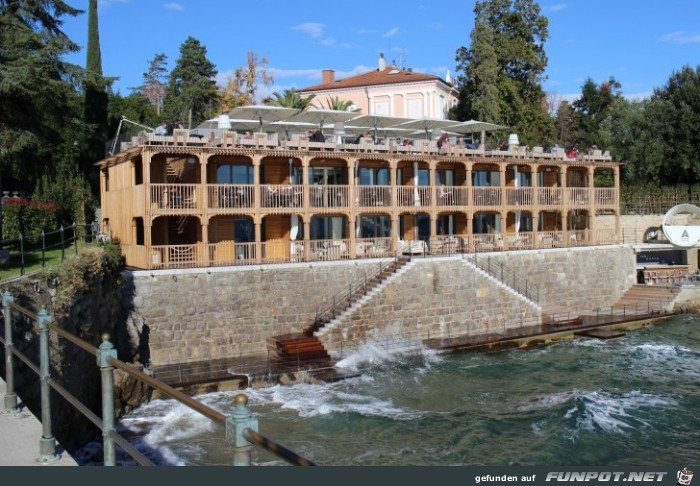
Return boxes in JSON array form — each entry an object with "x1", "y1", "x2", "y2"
[{"x1": 298, "y1": 66, "x2": 448, "y2": 92}]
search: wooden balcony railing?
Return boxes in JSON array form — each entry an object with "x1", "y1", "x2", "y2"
[
  {"x1": 505, "y1": 187, "x2": 533, "y2": 206},
  {"x1": 145, "y1": 183, "x2": 617, "y2": 215},
  {"x1": 435, "y1": 187, "x2": 468, "y2": 207},
  {"x1": 357, "y1": 186, "x2": 392, "y2": 208},
  {"x1": 142, "y1": 229, "x2": 622, "y2": 270},
  {"x1": 472, "y1": 187, "x2": 502, "y2": 206},
  {"x1": 151, "y1": 184, "x2": 200, "y2": 211},
  {"x1": 595, "y1": 188, "x2": 616, "y2": 206},
  {"x1": 567, "y1": 187, "x2": 590, "y2": 206},
  {"x1": 260, "y1": 185, "x2": 304, "y2": 210},
  {"x1": 537, "y1": 187, "x2": 563, "y2": 206},
  {"x1": 208, "y1": 184, "x2": 255, "y2": 210},
  {"x1": 396, "y1": 186, "x2": 432, "y2": 208},
  {"x1": 310, "y1": 185, "x2": 350, "y2": 209}
]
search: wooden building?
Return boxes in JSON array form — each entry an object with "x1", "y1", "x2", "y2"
[{"x1": 97, "y1": 128, "x2": 621, "y2": 270}]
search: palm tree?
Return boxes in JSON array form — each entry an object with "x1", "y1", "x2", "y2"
[
  {"x1": 318, "y1": 96, "x2": 360, "y2": 112},
  {"x1": 264, "y1": 89, "x2": 315, "y2": 110}
]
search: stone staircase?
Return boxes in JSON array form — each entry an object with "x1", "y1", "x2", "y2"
[
  {"x1": 305, "y1": 255, "x2": 412, "y2": 336},
  {"x1": 461, "y1": 259, "x2": 542, "y2": 311},
  {"x1": 611, "y1": 284, "x2": 679, "y2": 316},
  {"x1": 266, "y1": 334, "x2": 331, "y2": 363}
]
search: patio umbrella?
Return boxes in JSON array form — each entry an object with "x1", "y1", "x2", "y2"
[
  {"x1": 287, "y1": 108, "x2": 359, "y2": 132},
  {"x1": 346, "y1": 114, "x2": 410, "y2": 141},
  {"x1": 444, "y1": 120, "x2": 509, "y2": 145},
  {"x1": 228, "y1": 105, "x2": 300, "y2": 132},
  {"x1": 268, "y1": 120, "x2": 318, "y2": 140},
  {"x1": 395, "y1": 117, "x2": 463, "y2": 140}
]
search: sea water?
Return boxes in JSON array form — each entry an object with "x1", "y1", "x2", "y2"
[{"x1": 76, "y1": 315, "x2": 700, "y2": 466}]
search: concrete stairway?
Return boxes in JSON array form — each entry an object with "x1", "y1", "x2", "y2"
[
  {"x1": 611, "y1": 284, "x2": 679, "y2": 315},
  {"x1": 306, "y1": 255, "x2": 412, "y2": 335}
]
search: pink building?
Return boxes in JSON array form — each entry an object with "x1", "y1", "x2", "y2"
[{"x1": 298, "y1": 54, "x2": 458, "y2": 118}]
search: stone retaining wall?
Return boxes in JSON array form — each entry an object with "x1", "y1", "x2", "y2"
[
  {"x1": 126, "y1": 261, "x2": 379, "y2": 365},
  {"x1": 316, "y1": 258, "x2": 542, "y2": 355},
  {"x1": 127, "y1": 247, "x2": 638, "y2": 366},
  {"x1": 482, "y1": 246, "x2": 636, "y2": 314}
]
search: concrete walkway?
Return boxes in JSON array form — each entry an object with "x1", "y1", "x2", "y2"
[{"x1": 0, "y1": 377, "x2": 77, "y2": 466}]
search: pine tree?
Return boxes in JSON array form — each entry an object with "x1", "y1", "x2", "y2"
[
  {"x1": 141, "y1": 53, "x2": 168, "y2": 116},
  {"x1": 0, "y1": 0, "x2": 82, "y2": 188},
  {"x1": 164, "y1": 37, "x2": 219, "y2": 127},
  {"x1": 454, "y1": 0, "x2": 553, "y2": 144}
]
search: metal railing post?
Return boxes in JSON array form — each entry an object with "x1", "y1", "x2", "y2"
[
  {"x1": 97, "y1": 333, "x2": 118, "y2": 466},
  {"x1": 226, "y1": 394, "x2": 259, "y2": 466},
  {"x1": 19, "y1": 235, "x2": 25, "y2": 275},
  {"x1": 41, "y1": 230, "x2": 46, "y2": 268},
  {"x1": 37, "y1": 308, "x2": 59, "y2": 463},
  {"x1": 60, "y1": 225, "x2": 65, "y2": 262},
  {"x1": 2, "y1": 291, "x2": 18, "y2": 413}
]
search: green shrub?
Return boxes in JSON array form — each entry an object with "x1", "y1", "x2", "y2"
[{"x1": 2, "y1": 198, "x2": 57, "y2": 243}]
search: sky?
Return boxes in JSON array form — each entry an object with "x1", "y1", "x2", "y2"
[{"x1": 59, "y1": 0, "x2": 700, "y2": 104}]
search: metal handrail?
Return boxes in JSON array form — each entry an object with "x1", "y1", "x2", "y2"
[
  {"x1": 2, "y1": 296, "x2": 315, "y2": 466},
  {"x1": 312, "y1": 242, "x2": 411, "y2": 331},
  {"x1": 466, "y1": 253, "x2": 540, "y2": 304}
]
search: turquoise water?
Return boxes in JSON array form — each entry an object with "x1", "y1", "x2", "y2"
[{"x1": 78, "y1": 315, "x2": 700, "y2": 466}]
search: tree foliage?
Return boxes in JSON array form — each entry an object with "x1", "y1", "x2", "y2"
[
  {"x1": 0, "y1": 0, "x2": 83, "y2": 191},
  {"x1": 140, "y1": 53, "x2": 168, "y2": 116},
  {"x1": 454, "y1": 0, "x2": 553, "y2": 144},
  {"x1": 264, "y1": 89, "x2": 315, "y2": 109},
  {"x1": 317, "y1": 96, "x2": 359, "y2": 112},
  {"x1": 163, "y1": 37, "x2": 219, "y2": 127},
  {"x1": 81, "y1": 0, "x2": 109, "y2": 195},
  {"x1": 219, "y1": 51, "x2": 274, "y2": 112}
]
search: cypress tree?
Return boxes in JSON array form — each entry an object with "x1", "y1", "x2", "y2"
[{"x1": 82, "y1": 0, "x2": 109, "y2": 194}]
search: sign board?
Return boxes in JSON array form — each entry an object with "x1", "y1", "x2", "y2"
[{"x1": 662, "y1": 204, "x2": 700, "y2": 248}]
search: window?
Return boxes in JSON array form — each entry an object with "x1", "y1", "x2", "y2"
[
  {"x1": 309, "y1": 167, "x2": 344, "y2": 185},
  {"x1": 374, "y1": 101, "x2": 389, "y2": 116},
  {"x1": 408, "y1": 98, "x2": 422, "y2": 118},
  {"x1": 437, "y1": 214, "x2": 455, "y2": 235},
  {"x1": 133, "y1": 217, "x2": 144, "y2": 245},
  {"x1": 234, "y1": 217, "x2": 254, "y2": 242},
  {"x1": 436, "y1": 169, "x2": 455, "y2": 186},
  {"x1": 133, "y1": 159, "x2": 143, "y2": 185},
  {"x1": 359, "y1": 167, "x2": 389, "y2": 185},
  {"x1": 360, "y1": 215, "x2": 390, "y2": 238},
  {"x1": 311, "y1": 216, "x2": 346, "y2": 240},
  {"x1": 218, "y1": 164, "x2": 253, "y2": 184}
]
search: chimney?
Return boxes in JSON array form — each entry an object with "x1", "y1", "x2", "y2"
[
  {"x1": 378, "y1": 52, "x2": 386, "y2": 71},
  {"x1": 322, "y1": 69, "x2": 335, "y2": 84},
  {"x1": 407, "y1": 67, "x2": 413, "y2": 73}
]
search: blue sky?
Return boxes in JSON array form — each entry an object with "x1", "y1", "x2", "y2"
[{"x1": 60, "y1": 0, "x2": 700, "y2": 103}]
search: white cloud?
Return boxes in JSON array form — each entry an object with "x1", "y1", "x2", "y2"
[
  {"x1": 293, "y1": 22, "x2": 325, "y2": 38},
  {"x1": 660, "y1": 31, "x2": 700, "y2": 44},
  {"x1": 383, "y1": 27, "x2": 399, "y2": 38},
  {"x1": 163, "y1": 2, "x2": 184, "y2": 11},
  {"x1": 99, "y1": 0, "x2": 130, "y2": 8},
  {"x1": 549, "y1": 3, "x2": 567, "y2": 12},
  {"x1": 623, "y1": 91, "x2": 652, "y2": 101}
]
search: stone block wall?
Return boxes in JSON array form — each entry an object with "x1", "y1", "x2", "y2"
[
  {"x1": 482, "y1": 246, "x2": 636, "y2": 314},
  {"x1": 316, "y1": 258, "x2": 542, "y2": 355},
  {"x1": 126, "y1": 247, "x2": 638, "y2": 366},
  {"x1": 126, "y1": 261, "x2": 379, "y2": 365}
]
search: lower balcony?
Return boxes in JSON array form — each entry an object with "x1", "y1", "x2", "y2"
[{"x1": 141, "y1": 229, "x2": 620, "y2": 270}]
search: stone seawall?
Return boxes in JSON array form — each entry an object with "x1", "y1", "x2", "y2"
[
  {"x1": 482, "y1": 246, "x2": 636, "y2": 314},
  {"x1": 126, "y1": 247, "x2": 638, "y2": 367},
  {"x1": 127, "y1": 261, "x2": 380, "y2": 365},
  {"x1": 316, "y1": 258, "x2": 542, "y2": 355}
]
